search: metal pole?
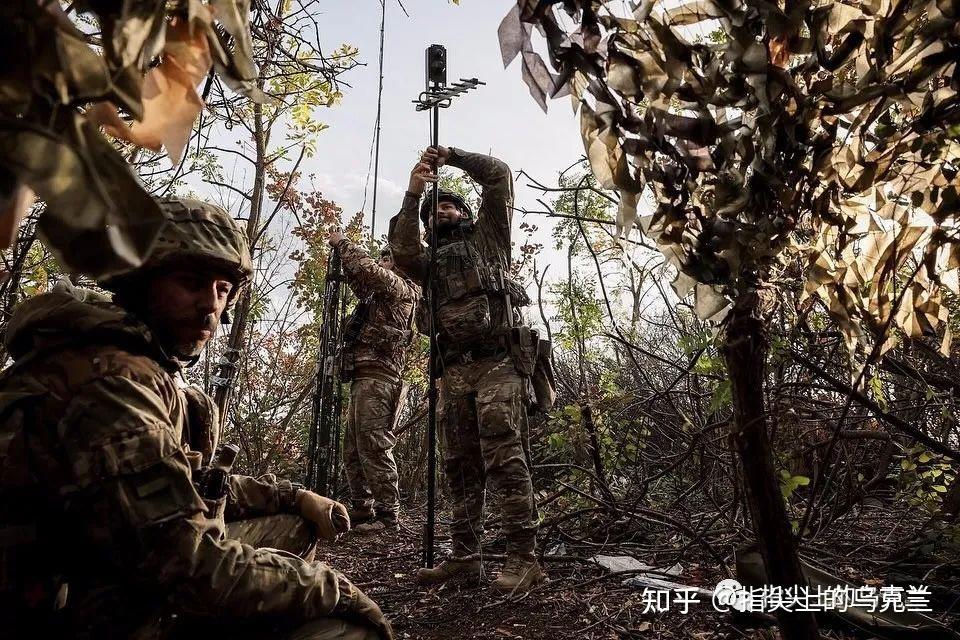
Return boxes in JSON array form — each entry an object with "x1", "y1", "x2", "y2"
[
  {"x1": 424, "y1": 102, "x2": 440, "y2": 569},
  {"x1": 413, "y1": 45, "x2": 482, "y2": 569}
]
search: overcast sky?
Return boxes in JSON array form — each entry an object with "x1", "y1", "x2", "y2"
[{"x1": 303, "y1": 0, "x2": 585, "y2": 244}]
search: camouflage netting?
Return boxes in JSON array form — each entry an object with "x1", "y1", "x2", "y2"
[
  {"x1": 501, "y1": 0, "x2": 960, "y2": 357},
  {"x1": 0, "y1": 0, "x2": 262, "y2": 279}
]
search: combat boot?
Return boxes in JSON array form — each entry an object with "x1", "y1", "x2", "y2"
[
  {"x1": 347, "y1": 503, "x2": 375, "y2": 525},
  {"x1": 415, "y1": 557, "x2": 482, "y2": 586},
  {"x1": 353, "y1": 513, "x2": 397, "y2": 534},
  {"x1": 491, "y1": 554, "x2": 546, "y2": 593}
]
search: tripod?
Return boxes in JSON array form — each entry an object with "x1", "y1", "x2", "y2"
[{"x1": 413, "y1": 44, "x2": 484, "y2": 568}]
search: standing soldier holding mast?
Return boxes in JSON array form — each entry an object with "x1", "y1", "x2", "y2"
[
  {"x1": 326, "y1": 231, "x2": 420, "y2": 533},
  {"x1": 389, "y1": 146, "x2": 546, "y2": 592}
]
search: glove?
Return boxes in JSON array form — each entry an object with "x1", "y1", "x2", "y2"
[
  {"x1": 334, "y1": 575, "x2": 395, "y2": 640},
  {"x1": 295, "y1": 490, "x2": 350, "y2": 541}
]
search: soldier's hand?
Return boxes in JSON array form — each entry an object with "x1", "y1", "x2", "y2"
[
  {"x1": 335, "y1": 576, "x2": 395, "y2": 640},
  {"x1": 327, "y1": 229, "x2": 346, "y2": 247},
  {"x1": 421, "y1": 145, "x2": 450, "y2": 167},
  {"x1": 295, "y1": 491, "x2": 351, "y2": 541},
  {"x1": 408, "y1": 161, "x2": 437, "y2": 196}
]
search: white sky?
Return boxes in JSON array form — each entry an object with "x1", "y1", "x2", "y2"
[{"x1": 302, "y1": 0, "x2": 585, "y2": 243}]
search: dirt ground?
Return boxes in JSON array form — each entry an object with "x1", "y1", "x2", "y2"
[{"x1": 318, "y1": 512, "x2": 865, "y2": 640}]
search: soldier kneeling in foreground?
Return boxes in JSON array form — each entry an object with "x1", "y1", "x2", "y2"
[{"x1": 0, "y1": 198, "x2": 393, "y2": 639}]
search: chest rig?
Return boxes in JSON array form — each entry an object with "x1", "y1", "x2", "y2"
[{"x1": 429, "y1": 228, "x2": 528, "y2": 348}]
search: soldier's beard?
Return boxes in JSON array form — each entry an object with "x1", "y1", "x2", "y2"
[
  {"x1": 174, "y1": 318, "x2": 219, "y2": 360},
  {"x1": 151, "y1": 314, "x2": 219, "y2": 361}
]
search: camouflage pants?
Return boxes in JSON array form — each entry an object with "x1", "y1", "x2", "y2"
[
  {"x1": 343, "y1": 375, "x2": 404, "y2": 519},
  {"x1": 227, "y1": 513, "x2": 318, "y2": 561},
  {"x1": 439, "y1": 355, "x2": 538, "y2": 557}
]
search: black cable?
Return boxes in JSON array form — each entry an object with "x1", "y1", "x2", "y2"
[{"x1": 370, "y1": 0, "x2": 387, "y2": 239}]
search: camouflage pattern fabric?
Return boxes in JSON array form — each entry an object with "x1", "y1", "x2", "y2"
[
  {"x1": 179, "y1": 377, "x2": 304, "y2": 523},
  {"x1": 180, "y1": 372, "x2": 316, "y2": 555},
  {"x1": 342, "y1": 376, "x2": 405, "y2": 520},
  {"x1": 227, "y1": 514, "x2": 318, "y2": 562},
  {"x1": 439, "y1": 356, "x2": 537, "y2": 556},
  {"x1": 388, "y1": 149, "x2": 521, "y2": 346},
  {"x1": 0, "y1": 285, "x2": 375, "y2": 638},
  {"x1": 334, "y1": 238, "x2": 419, "y2": 378},
  {"x1": 388, "y1": 149, "x2": 540, "y2": 557},
  {"x1": 389, "y1": 148, "x2": 516, "y2": 281},
  {"x1": 100, "y1": 197, "x2": 254, "y2": 297}
]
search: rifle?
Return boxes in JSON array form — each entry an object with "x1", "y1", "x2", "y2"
[
  {"x1": 413, "y1": 45, "x2": 483, "y2": 568},
  {"x1": 306, "y1": 248, "x2": 348, "y2": 496}
]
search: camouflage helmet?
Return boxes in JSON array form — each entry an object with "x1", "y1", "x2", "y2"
[
  {"x1": 419, "y1": 190, "x2": 473, "y2": 226},
  {"x1": 100, "y1": 197, "x2": 253, "y2": 298}
]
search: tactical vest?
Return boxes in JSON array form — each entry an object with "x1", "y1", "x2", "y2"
[
  {"x1": 429, "y1": 232, "x2": 530, "y2": 349},
  {"x1": 344, "y1": 299, "x2": 414, "y2": 354}
]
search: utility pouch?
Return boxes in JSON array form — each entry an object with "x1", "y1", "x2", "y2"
[
  {"x1": 509, "y1": 326, "x2": 537, "y2": 377},
  {"x1": 444, "y1": 269, "x2": 467, "y2": 300},
  {"x1": 438, "y1": 295, "x2": 492, "y2": 344},
  {"x1": 464, "y1": 266, "x2": 485, "y2": 294},
  {"x1": 530, "y1": 338, "x2": 557, "y2": 415}
]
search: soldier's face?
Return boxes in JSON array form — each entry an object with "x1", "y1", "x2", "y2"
[
  {"x1": 145, "y1": 268, "x2": 235, "y2": 358},
  {"x1": 379, "y1": 253, "x2": 394, "y2": 270},
  {"x1": 432, "y1": 201, "x2": 463, "y2": 228}
]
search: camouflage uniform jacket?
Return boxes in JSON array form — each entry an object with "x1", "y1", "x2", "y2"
[
  {"x1": 336, "y1": 238, "x2": 419, "y2": 378},
  {"x1": 0, "y1": 285, "x2": 354, "y2": 632},
  {"x1": 388, "y1": 148, "x2": 527, "y2": 354}
]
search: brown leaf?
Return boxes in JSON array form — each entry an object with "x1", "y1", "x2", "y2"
[
  {"x1": 89, "y1": 15, "x2": 212, "y2": 165},
  {"x1": 0, "y1": 115, "x2": 164, "y2": 278},
  {"x1": 498, "y1": 3, "x2": 530, "y2": 68}
]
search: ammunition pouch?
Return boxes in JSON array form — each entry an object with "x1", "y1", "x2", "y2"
[
  {"x1": 438, "y1": 294, "x2": 493, "y2": 344},
  {"x1": 434, "y1": 261, "x2": 529, "y2": 346},
  {"x1": 509, "y1": 326, "x2": 537, "y2": 377},
  {"x1": 505, "y1": 327, "x2": 556, "y2": 414},
  {"x1": 530, "y1": 337, "x2": 557, "y2": 414}
]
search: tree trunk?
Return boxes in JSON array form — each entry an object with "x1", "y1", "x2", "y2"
[
  {"x1": 212, "y1": 96, "x2": 267, "y2": 428},
  {"x1": 723, "y1": 291, "x2": 819, "y2": 640},
  {"x1": 581, "y1": 404, "x2": 615, "y2": 506}
]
